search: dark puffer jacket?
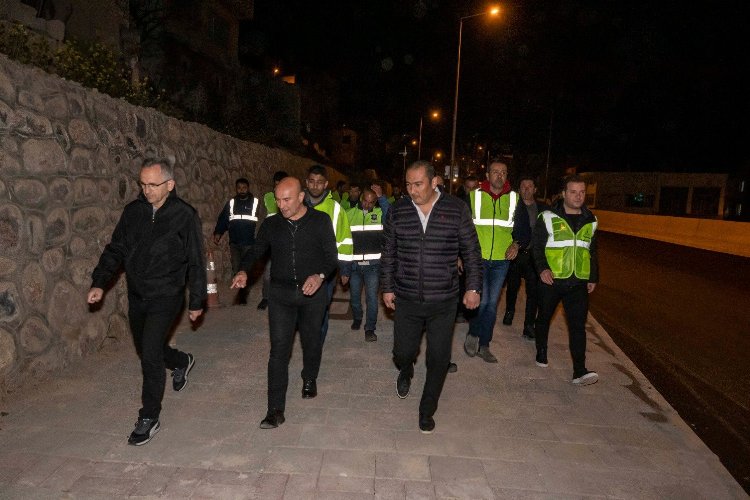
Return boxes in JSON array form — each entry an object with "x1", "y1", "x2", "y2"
[
  {"x1": 381, "y1": 192, "x2": 482, "y2": 303},
  {"x1": 91, "y1": 189, "x2": 207, "y2": 311}
]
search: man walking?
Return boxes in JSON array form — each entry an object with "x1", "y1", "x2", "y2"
[
  {"x1": 232, "y1": 177, "x2": 338, "y2": 428},
  {"x1": 257, "y1": 170, "x2": 288, "y2": 310},
  {"x1": 345, "y1": 185, "x2": 390, "y2": 342},
  {"x1": 381, "y1": 161, "x2": 482, "y2": 433},
  {"x1": 533, "y1": 174, "x2": 599, "y2": 385},
  {"x1": 213, "y1": 177, "x2": 259, "y2": 305},
  {"x1": 502, "y1": 175, "x2": 548, "y2": 340},
  {"x1": 87, "y1": 157, "x2": 206, "y2": 446},
  {"x1": 463, "y1": 158, "x2": 530, "y2": 362},
  {"x1": 304, "y1": 165, "x2": 353, "y2": 342}
]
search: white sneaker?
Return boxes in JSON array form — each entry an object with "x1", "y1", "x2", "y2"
[{"x1": 572, "y1": 371, "x2": 599, "y2": 386}]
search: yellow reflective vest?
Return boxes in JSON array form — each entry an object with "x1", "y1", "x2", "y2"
[
  {"x1": 312, "y1": 193, "x2": 354, "y2": 262},
  {"x1": 469, "y1": 189, "x2": 518, "y2": 260},
  {"x1": 263, "y1": 191, "x2": 277, "y2": 216},
  {"x1": 540, "y1": 211, "x2": 597, "y2": 279}
]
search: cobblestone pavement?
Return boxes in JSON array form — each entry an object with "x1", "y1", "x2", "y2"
[{"x1": 0, "y1": 284, "x2": 745, "y2": 499}]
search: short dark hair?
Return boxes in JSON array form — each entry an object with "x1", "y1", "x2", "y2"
[
  {"x1": 236, "y1": 177, "x2": 249, "y2": 187},
  {"x1": 406, "y1": 160, "x2": 435, "y2": 180},
  {"x1": 517, "y1": 174, "x2": 536, "y2": 187},
  {"x1": 336, "y1": 180, "x2": 346, "y2": 189},
  {"x1": 307, "y1": 164, "x2": 327, "y2": 178},
  {"x1": 349, "y1": 182, "x2": 361, "y2": 190},
  {"x1": 272, "y1": 170, "x2": 289, "y2": 183},
  {"x1": 488, "y1": 157, "x2": 509, "y2": 169},
  {"x1": 465, "y1": 175, "x2": 478, "y2": 182},
  {"x1": 563, "y1": 174, "x2": 586, "y2": 191},
  {"x1": 141, "y1": 157, "x2": 175, "y2": 179}
]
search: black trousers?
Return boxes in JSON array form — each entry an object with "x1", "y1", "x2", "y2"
[
  {"x1": 505, "y1": 251, "x2": 540, "y2": 330},
  {"x1": 267, "y1": 283, "x2": 327, "y2": 412},
  {"x1": 127, "y1": 294, "x2": 189, "y2": 419},
  {"x1": 393, "y1": 297, "x2": 457, "y2": 417},
  {"x1": 534, "y1": 282, "x2": 589, "y2": 378}
]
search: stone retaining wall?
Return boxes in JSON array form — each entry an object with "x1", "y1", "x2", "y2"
[{"x1": 0, "y1": 55, "x2": 343, "y2": 396}]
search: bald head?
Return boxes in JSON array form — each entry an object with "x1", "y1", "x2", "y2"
[{"x1": 275, "y1": 177, "x2": 307, "y2": 220}]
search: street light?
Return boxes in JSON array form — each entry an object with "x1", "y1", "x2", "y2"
[
  {"x1": 418, "y1": 110, "x2": 440, "y2": 160},
  {"x1": 449, "y1": 5, "x2": 501, "y2": 191}
]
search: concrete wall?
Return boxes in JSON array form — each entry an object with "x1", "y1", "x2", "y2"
[
  {"x1": 0, "y1": 54, "x2": 343, "y2": 396},
  {"x1": 593, "y1": 210, "x2": 750, "y2": 257}
]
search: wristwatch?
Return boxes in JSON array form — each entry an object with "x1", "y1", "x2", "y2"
[
  {"x1": 318, "y1": 273, "x2": 326, "y2": 280},
  {"x1": 468, "y1": 289, "x2": 480, "y2": 294}
]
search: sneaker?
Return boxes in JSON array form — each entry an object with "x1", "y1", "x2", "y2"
[
  {"x1": 365, "y1": 330, "x2": 377, "y2": 342},
  {"x1": 477, "y1": 346, "x2": 498, "y2": 363},
  {"x1": 128, "y1": 417, "x2": 160, "y2": 446},
  {"x1": 535, "y1": 348, "x2": 548, "y2": 367},
  {"x1": 172, "y1": 353, "x2": 194, "y2": 392},
  {"x1": 463, "y1": 333, "x2": 479, "y2": 357},
  {"x1": 419, "y1": 414, "x2": 435, "y2": 434},
  {"x1": 259, "y1": 409, "x2": 285, "y2": 429},
  {"x1": 448, "y1": 362, "x2": 458, "y2": 373},
  {"x1": 522, "y1": 326, "x2": 535, "y2": 341},
  {"x1": 572, "y1": 371, "x2": 599, "y2": 386},
  {"x1": 502, "y1": 310, "x2": 514, "y2": 325},
  {"x1": 257, "y1": 299, "x2": 268, "y2": 310},
  {"x1": 351, "y1": 320, "x2": 362, "y2": 330},
  {"x1": 396, "y1": 370, "x2": 411, "y2": 399}
]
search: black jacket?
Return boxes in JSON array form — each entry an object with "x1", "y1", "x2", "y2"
[
  {"x1": 91, "y1": 190, "x2": 207, "y2": 310},
  {"x1": 213, "y1": 194, "x2": 259, "y2": 246},
  {"x1": 241, "y1": 207, "x2": 338, "y2": 289},
  {"x1": 532, "y1": 200, "x2": 599, "y2": 284},
  {"x1": 381, "y1": 192, "x2": 482, "y2": 303}
]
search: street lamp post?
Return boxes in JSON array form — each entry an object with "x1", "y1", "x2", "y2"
[
  {"x1": 449, "y1": 6, "x2": 501, "y2": 193},
  {"x1": 418, "y1": 111, "x2": 439, "y2": 161}
]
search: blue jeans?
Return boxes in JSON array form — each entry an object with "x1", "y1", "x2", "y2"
[
  {"x1": 468, "y1": 259, "x2": 511, "y2": 347},
  {"x1": 349, "y1": 262, "x2": 380, "y2": 331},
  {"x1": 320, "y1": 275, "x2": 337, "y2": 342}
]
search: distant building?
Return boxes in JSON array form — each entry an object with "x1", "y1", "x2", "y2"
[
  {"x1": 580, "y1": 172, "x2": 729, "y2": 219},
  {"x1": 330, "y1": 126, "x2": 358, "y2": 169}
]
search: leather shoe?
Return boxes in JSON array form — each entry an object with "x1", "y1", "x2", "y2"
[
  {"x1": 351, "y1": 320, "x2": 361, "y2": 330},
  {"x1": 302, "y1": 379, "x2": 317, "y2": 399},
  {"x1": 365, "y1": 330, "x2": 377, "y2": 342},
  {"x1": 502, "y1": 310, "x2": 514, "y2": 325},
  {"x1": 259, "y1": 409, "x2": 285, "y2": 429},
  {"x1": 419, "y1": 413, "x2": 435, "y2": 434}
]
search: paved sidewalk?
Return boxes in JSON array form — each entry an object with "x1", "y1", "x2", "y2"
[{"x1": 0, "y1": 284, "x2": 745, "y2": 499}]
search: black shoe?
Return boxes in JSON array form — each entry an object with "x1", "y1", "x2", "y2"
[
  {"x1": 257, "y1": 299, "x2": 268, "y2": 310},
  {"x1": 502, "y1": 310, "x2": 514, "y2": 325},
  {"x1": 448, "y1": 362, "x2": 458, "y2": 373},
  {"x1": 365, "y1": 330, "x2": 377, "y2": 342},
  {"x1": 172, "y1": 353, "x2": 194, "y2": 392},
  {"x1": 260, "y1": 409, "x2": 285, "y2": 429},
  {"x1": 522, "y1": 325, "x2": 535, "y2": 341},
  {"x1": 396, "y1": 370, "x2": 411, "y2": 399},
  {"x1": 128, "y1": 417, "x2": 160, "y2": 446},
  {"x1": 351, "y1": 320, "x2": 362, "y2": 330},
  {"x1": 302, "y1": 379, "x2": 317, "y2": 399},
  {"x1": 535, "y1": 347, "x2": 548, "y2": 367},
  {"x1": 419, "y1": 413, "x2": 435, "y2": 434}
]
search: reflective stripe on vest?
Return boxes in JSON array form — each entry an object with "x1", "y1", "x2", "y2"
[
  {"x1": 472, "y1": 190, "x2": 518, "y2": 226},
  {"x1": 349, "y1": 224, "x2": 384, "y2": 232},
  {"x1": 229, "y1": 197, "x2": 258, "y2": 222},
  {"x1": 541, "y1": 212, "x2": 597, "y2": 279}
]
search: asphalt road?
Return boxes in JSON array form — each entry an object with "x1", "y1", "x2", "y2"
[{"x1": 589, "y1": 232, "x2": 750, "y2": 494}]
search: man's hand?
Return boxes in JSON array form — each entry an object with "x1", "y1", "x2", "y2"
[
  {"x1": 340, "y1": 275, "x2": 350, "y2": 286},
  {"x1": 231, "y1": 271, "x2": 248, "y2": 289},
  {"x1": 188, "y1": 309, "x2": 203, "y2": 322},
  {"x1": 383, "y1": 292, "x2": 396, "y2": 310},
  {"x1": 457, "y1": 257, "x2": 464, "y2": 274},
  {"x1": 505, "y1": 242, "x2": 520, "y2": 260},
  {"x1": 463, "y1": 290, "x2": 480, "y2": 309},
  {"x1": 540, "y1": 269, "x2": 554, "y2": 285},
  {"x1": 587, "y1": 283, "x2": 597, "y2": 293},
  {"x1": 87, "y1": 287, "x2": 104, "y2": 304},
  {"x1": 371, "y1": 183, "x2": 383, "y2": 198},
  {"x1": 302, "y1": 274, "x2": 324, "y2": 296},
  {"x1": 212, "y1": 233, "x2": 222, "y2": 245}
]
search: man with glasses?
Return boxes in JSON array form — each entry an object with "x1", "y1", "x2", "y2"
[
  {"x1": 213, "y1": 177, "x2": 260, "y2": 305},
  {"x1": 87, "y1": 157, "x2": 206, "y2": 446}
]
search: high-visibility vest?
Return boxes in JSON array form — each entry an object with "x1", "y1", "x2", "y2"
[
  {"x1": 540, "y1": 211, "x2": 597, "y2": 279},
  {"x1": 314, "y1": 193, "x2": 354, "y2": 261},
  {"x1": 469, "y1": 189, "x2": 518, "y2": 260},
  {"x1": 263, "y1": 191, "x2": 277, "y2": 217},
  {"x1": 346, "y1": 206, "x2": 384, "y2": 261},
  {"x1": 228, "y1": 197, "x2": 258, "y2": 222}
]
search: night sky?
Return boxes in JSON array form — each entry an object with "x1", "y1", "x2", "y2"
[{"x1": 250, "y1": 1, "x2": 748, "y2": 176}]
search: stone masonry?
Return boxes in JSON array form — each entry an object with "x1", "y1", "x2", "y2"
[{"x1": 0, "y1": 54, "x2": 344, "y2": 396}]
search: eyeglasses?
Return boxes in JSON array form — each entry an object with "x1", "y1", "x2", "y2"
[{"x1": 138, "y1": 179, "x2": 170, "y2": 190}]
